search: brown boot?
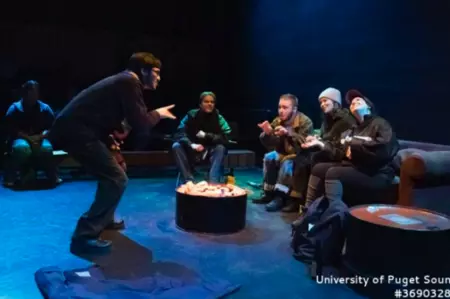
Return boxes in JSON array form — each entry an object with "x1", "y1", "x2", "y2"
[{"x1": 282, "y1": 197, "x2": 301, "y2": 213}]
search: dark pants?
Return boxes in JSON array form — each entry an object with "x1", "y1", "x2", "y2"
[
  {"x1": 291, "y1": 151, "x2": 314, "y2": 199},
  {"x1": 172, "y1": 142, "x2": 227, "y2": 183},
  {"x1": 65, "y1": 140, "x2": 128, "y2": 240},
  {"x1": 305, "y1": 162, "x2": 393, "y2": 207},
  {"x1": 3, "y1": 138, "x2": 57, "y2": 183}
]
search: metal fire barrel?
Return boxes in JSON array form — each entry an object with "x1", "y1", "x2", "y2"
[{"x1": 175, "y1": 188, "x2": 247, "y2": 234}]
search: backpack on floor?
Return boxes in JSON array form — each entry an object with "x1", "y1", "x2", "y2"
[{"x1": 291, "y1": 196, "x2": 349, "y2": 266}]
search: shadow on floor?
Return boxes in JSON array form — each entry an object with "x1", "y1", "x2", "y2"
[{"x1": 71, "y1": 231, "x2": 198, "y2": 281}]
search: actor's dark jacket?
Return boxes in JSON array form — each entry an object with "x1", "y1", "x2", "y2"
[
  {"x1": 319, "y1": 108, "x2": 356, "y2": 143},
  {"x1": 174, "y1": 109, "x2": 231, "y2": 147},
  {"x1": 48, "y1": 71, "x2": 160, "y2": 150},
  {"x1": 4, "y1": 100, "x2": 55, "y2": 141},
  {"x1": 310, "y1": 108, "x2": 357, "y2": 163},
  {"x1": 260, "y1": 112, "x2": 313, "y2": 158},
  {"x1": 324, "y1": 114, "x2": 399, "y2": 175}
]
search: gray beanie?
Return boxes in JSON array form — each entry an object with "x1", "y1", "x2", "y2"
[{"x1": 318, "y1": 87, "x2": 342, "y2": 106}]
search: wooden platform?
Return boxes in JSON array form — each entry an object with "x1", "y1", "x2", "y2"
[{"x1": 54, "y1": 149, "x2": 256, "y2": 169}]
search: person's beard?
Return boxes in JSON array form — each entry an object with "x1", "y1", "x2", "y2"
[{"x1": 282, "y1": 110, "x2": 296, "y2": 124}]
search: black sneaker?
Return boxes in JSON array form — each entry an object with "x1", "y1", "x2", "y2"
[
  {"x1": 252, "y1": 191, "x2": 274, "y2": 204},
  {"x1": 265, "y1": 196, "x2": 284, "y2": 212}
]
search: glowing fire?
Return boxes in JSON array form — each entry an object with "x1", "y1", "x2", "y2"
[{"x1": 177, "y1": 181, "x2": 247, "y2": 197}]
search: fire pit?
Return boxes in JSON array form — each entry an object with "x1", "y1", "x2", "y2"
[{"x1": 175, "y1": 181, "x2": 247, "y2": 234}]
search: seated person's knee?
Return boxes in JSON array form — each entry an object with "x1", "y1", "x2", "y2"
[
  {"x1": 280, "y1": 159, "x2": 294, "y2": 174},
  {"x1": 172, "y1": 141, "x2": 183, "y2": 151},
  {"x1": 11, "y1": 141, "x2": 32, "y2": 158},
  {"x1": 325, "y1": 167, "x2": 341, "y2": 180},
  {"x1": 39, "y1": 139, "x2": 54, "y2": 155},
  {"x1": 214, "y1": 144, "x2": 227, "y2": 155},
  {"x1": 311, "y1": 162, "x2": 335, "y2": 177},
  {"x1": 264, "y1": 151, "x2": 279, "y2": 162}
]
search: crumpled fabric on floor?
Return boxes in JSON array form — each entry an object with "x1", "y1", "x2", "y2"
[{"x1": 35, "y1": 265, "x2": 240, "y2": 299}]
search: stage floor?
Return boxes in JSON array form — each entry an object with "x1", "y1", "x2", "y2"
[{"x1": 1, "y1": 168, "x2": 449, "y2": 298}]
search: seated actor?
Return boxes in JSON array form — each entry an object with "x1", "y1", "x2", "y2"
[
  {"x1": 291, "y1": 87, "x2": 356, "y2": 212},
  {"x1": 3, "y1": 80, "x2": 59, "y2": 187},
  {"x1": 172, "y1": 91, "x2": 231, "y2": 184},
  {"x1": 253, "y1": 93, "x2": 313, "y2": 212},
  {"x1": 300, "y1": 89, "x2": 399, "y2": 209}
]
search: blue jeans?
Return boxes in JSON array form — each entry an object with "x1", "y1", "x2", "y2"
[
  {"x1": 262, "y1": 151, "x2": 294, "y2": 194},
  {"x1": 172, "y1": 142, "x2": 227, "y2": 184},
  {"x1": 4, "y1": 138, "x2": 56, "y2": 183},
  {"x1": 64, "y1": 140, "x2": 128, "y2": 240}
]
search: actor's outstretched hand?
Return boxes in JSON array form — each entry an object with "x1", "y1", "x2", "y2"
[{"x1": 156, "y1": 104, "x2": 176, "y2": 119}]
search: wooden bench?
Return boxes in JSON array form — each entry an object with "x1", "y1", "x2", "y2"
[{"x1": 53, "y1": 149, "x2": 256, "y2": 169}]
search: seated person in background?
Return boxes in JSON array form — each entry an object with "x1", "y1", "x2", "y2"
[
  {"x1": 172, "y1": 91, "x2": 232, "y2": 184},
  {"x1": 292, "y1": 87, "x2": 356, "y2": 212},
  {"x1": 300, "y1": 89, "x2": 399, "y2": 210},
  {"x1": 3, "y1": 80, "x2": 59, "y2": 187},
  {"x1": 253, "y1": 93, "x2": 313, "y2": 212}
]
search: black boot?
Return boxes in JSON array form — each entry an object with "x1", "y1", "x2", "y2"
[
  {"x1": 252, "y1": 190, "x2": 274, "y2": 204},
  {"x1": 265, "y1": 192, "x2": 285, "y2": 212}
]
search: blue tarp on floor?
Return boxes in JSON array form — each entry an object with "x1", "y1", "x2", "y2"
[{"x1": 35, "y1": 265, "x2": 240, "y2": 299}]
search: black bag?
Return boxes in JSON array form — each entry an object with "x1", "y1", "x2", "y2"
[{"x1": 291, "y1": 196, "x2": 349, "y2": 266}]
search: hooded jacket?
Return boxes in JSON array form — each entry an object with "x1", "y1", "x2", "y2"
[
  {"x1": 319, "y1": 108, "x2": 356, "y2": 143},
  {"x1": 174, "y1": 108, "x2": 231, "y2": 147}
]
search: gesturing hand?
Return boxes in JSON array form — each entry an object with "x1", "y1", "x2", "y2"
[
  {"x1": 301, "y1": 139, "x2": 324, "y2": 149},
  {"x1": 274, "y1": 126, "x2": 288, "y2": 136},
  {"x1": 156, "y1": 104, "x2": 176, "y2": 119},
  {"x1": 346, "y1": 147, "x2": 352, "y2": 159},
  {"x1": 191, "y1": 143, "x2": 205, "y2": 152},
  {"x1": 341, "y1": 136, "x2": 352, "y2": 145},
  {"x1": 305, "y1": 135, "x2": 317, "y2": 143},
  {"x1": 257, "y1": 121, "x2": 273, "y2": 135},
  {"x1": 196, "y1": 130, "x2": 206, "y2": 139}
]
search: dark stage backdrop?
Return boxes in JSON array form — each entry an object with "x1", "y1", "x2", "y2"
[
  {"x1": 237, "y1": 0, "x2": 450, "y2": 145},
  {"x1": 0, "y1": 24, "x2": 219, "y2": 149},
  {"x1": 0, "y1": 0, "x2": 449, "y2": 157},
  {"x1": 0, "y1": 22, "x2": 213, "y2": 113}
]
